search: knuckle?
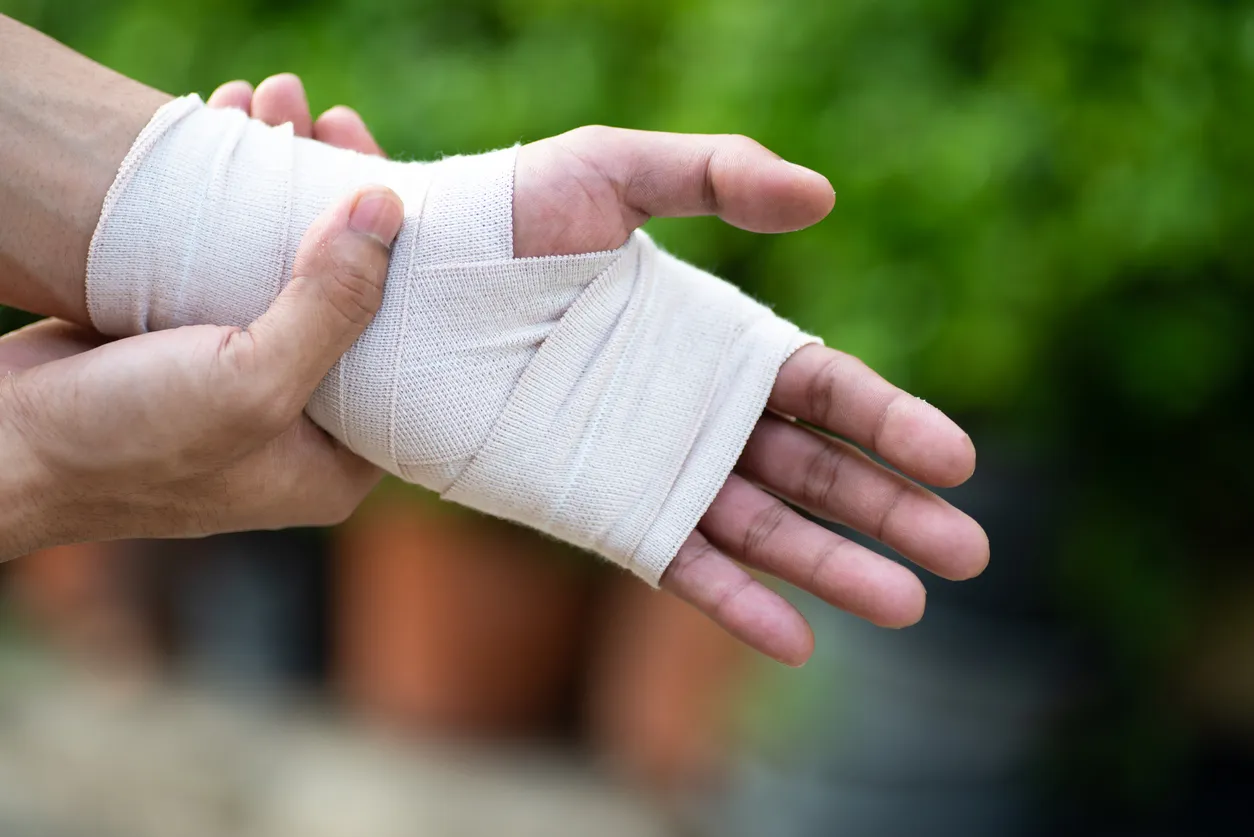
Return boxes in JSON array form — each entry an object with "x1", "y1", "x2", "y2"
[
  {"x1": 563, "y1": 124, "x2": 616, "y2": 149},
  {"x1": 214, "y1": 325, "x2": 254, "y2": 373},
  {"x1": 806, "y1": 542, "x2": 847, "y2": 594},
  {"x1": 215, "y1": 327, "x2": 279, "y2": 412},
  {"x1": 875, "y1": 481, "x2": 913, "y2": 541},
  {"x1": 801, "y1": 439, "x2": 848, "y2": 510},
  {"x1": 871, "y1": 391, "x2": 906, "y2": 452},
  {"x1": 665, "y1": 536, "x2": 716, "y2": 587},
  {"x1": 711, "y1": 575, "x2": 753, "y2": 623},
  {"x1": 741, "y1": 501, "x2": 788, "y2": 567},
  {"x1": 316, "y1": 252, "x2": 385, "y2": 329},
  {"x1": 722, "y1": 133, "x2": 763, "y2": 152},
  {"x1": 711, "y1": 134, "x2": 770, "y2": 165},
  {"x1": 804, "y1": 349, "x2": 868, "y2": 429},
  {"x1": 805, "y1": 352, "x2": 843, "y2": 428},
  {"x1": 213, "y1": 330, "x2": 285, "y2": 433}
]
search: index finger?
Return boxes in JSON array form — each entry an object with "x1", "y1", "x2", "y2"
[{"x1": 769, "y1": 344, "x2": 976, "y2": 487}]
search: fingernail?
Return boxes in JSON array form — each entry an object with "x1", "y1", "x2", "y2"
[{"x1": 349, "y1": 187, "x2": 404, "y2": 247}]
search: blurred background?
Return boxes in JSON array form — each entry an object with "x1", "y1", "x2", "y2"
[{"x1": 2, "y1": 0, "x2": 1253, "y2": 834}]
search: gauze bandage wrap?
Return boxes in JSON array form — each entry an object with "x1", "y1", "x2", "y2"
[{"x1": 87, "y1": 95, "x2": 817, "y2": 584}]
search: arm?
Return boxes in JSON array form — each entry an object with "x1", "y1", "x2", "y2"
[
  {"x1": 0, "y1": 13, "x2": 169, "y2": 322},
  {"x1": 2, "y1": 37, "x2": 988, "y2": 665}
]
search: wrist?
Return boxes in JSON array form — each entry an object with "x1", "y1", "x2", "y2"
[
  {"x1": 0, "y1": 15, "x2": 169, "y2": 324},
  {"x1": 0, "y1": 379, "x2": 62, "y2": 559}
]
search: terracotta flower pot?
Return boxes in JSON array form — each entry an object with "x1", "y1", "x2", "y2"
[
  {"x1": 585, "y1": 576, "x2": 747, "y2": 790},
  {"x1": 332, "y1": 487, "x2": 589, "y2": 739},
  {"x1": 333, "y1": 483, "x2": 748, "y2": 784},
  {"x1": 7, "y1": 541, "x2": 159, "y2": 674}
]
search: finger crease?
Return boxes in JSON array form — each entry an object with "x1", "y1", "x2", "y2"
[
  {"x1": 875, "y1": 481, "x2": 912, "y2": 542},
  {"x1": 741, "y1": 501, "x2": 788, "y2": 567},
  {"x1": 670, "y1": 538, "x2": 718, "y2": 590},
  {"x1": 807, "y1": 352, "x2": 845, "y2": 429},
  {"x1": 700, "y1": 148, "x2": 721, "y2": 215},
  {"x1": 802, "y1": 440, "x2": 848, "y2": 511},
  {"x1": 807, "y1": 544, "x2": 845, "y2": 593},
  {"x1": 870, "y1": 392, "x2": 905, "y2": 455},
  {"x1": 712, "y1": 573, "x2": 754, "y2": 625}
]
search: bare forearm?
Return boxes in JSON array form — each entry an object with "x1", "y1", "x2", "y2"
[{"x1": 0, "y1": 13, "x2": 169, "y2": 324}]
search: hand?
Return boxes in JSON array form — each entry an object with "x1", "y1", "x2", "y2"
[
  {"x1": 519, "y1": 122, "x2": 989, "y2": 666},
  {"x1": 0, "y1": 182, "x2": 404, "y2": 556},
  {"x1": 210, "y1": 74, "x2": 989, "y2": 666}
]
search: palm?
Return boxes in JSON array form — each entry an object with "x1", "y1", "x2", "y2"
[{"x1": 208, "y1": 75, "x2": 988, "y2": 666}]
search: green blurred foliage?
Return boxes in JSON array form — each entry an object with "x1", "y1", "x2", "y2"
[
  {"x1": 0, "y1": 0, "x2": 1249, "y2": 411},
  {"x1": 4, "y1": 0, "x2": 1253, "y2": 417},
  {"x1": 4, "y1": 0, "x2": 1254, "y2": 801}
]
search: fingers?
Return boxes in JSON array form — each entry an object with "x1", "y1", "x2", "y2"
[
  {"x1": 206, "y1": 79, "x2": 254, "y2": 112},
  {"x1": 238, "y1": 185, "x2": 403, "y2": 401},
  {"x1": 660, "y1": 530, "x2": 815, "y2": 667},
  {"x1": 738, "y1": 416, "x2": 989, "y2": 581},
  {"x1": 261, "y1": 418, "x2": 383, "y2": 527},
  {"x1": 252, "y1": 73, "x2": 313, "y2": 137},
  {"x1": 211, "y1": 74, "x2": 383, "y2": 156},
  {"x1": 771, "y1": 344, "x2": 977, "y2": 488},
  {"x1": 700, "y1": 474, "x2": 928, "y2": 626},
  {"x1": 314, "y1": 105, "x2": 385, "y2": 156},
  {"x1": 557, "y1": 126, "x2": 834, "y2": 233}
]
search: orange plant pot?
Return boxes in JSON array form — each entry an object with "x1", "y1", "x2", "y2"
[
  {"x1": 585, "y1": 576, "x2": 748, "y2": 790},
  {"x1": 7, "y1": 541, "x2": 159, "y2": 673},
  {"x1": 332, "y1": 489, "x2": 589, "y2": 739}
]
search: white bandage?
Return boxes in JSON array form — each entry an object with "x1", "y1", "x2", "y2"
[{"x1": 87, "y1": 95, "x2": 816, "y2": 584}]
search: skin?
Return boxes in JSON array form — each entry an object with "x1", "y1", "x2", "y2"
[{"x1": 0, "y1": 14, "x2": 988, "y2": 666}]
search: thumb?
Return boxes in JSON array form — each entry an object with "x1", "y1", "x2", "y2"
[
  {"x1": 555, "y1": 127, "x2": 834, "y2": 233},
  {"x1": 243, "y1": 185, "x2": 404, "y2": 399}
]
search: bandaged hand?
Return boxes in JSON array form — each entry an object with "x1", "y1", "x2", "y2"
[{"x1": 86, "y1": 75, "x2": 988, "y2": 665}]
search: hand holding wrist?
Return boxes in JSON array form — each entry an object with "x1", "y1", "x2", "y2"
[{"x1": 0, "y1": 185, "x2": 403, "y2": 553}]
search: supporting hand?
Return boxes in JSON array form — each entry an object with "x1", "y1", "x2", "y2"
[{"x1": 0, "y1": 183, "x2": 403, "y2": 556}]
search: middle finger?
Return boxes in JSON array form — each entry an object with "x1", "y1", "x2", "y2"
[{"x1": 252, "y1": 73, "x2": 313, "y2": 137}]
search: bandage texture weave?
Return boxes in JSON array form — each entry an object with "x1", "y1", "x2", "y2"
[{"x1": 87, "y1": 95, "x2": 816, "y2": 584}]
